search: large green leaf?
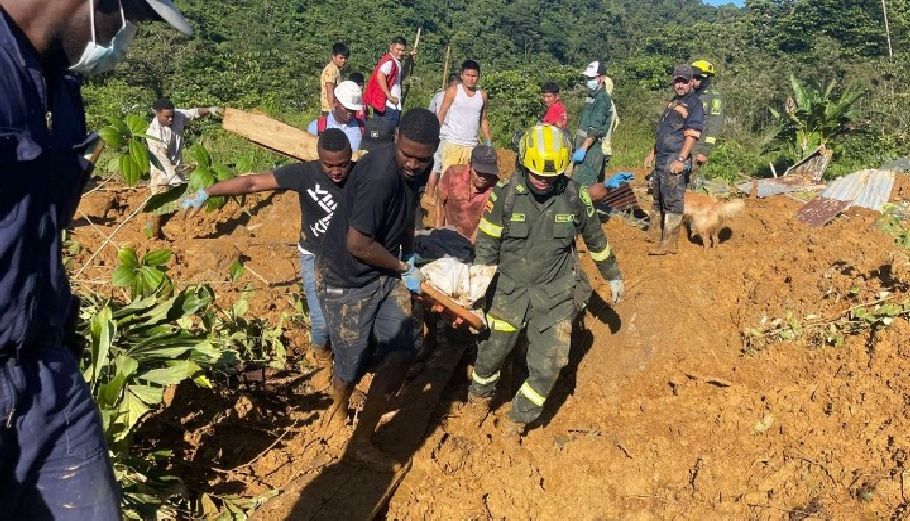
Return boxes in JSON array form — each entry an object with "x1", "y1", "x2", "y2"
[
  {"x1": 144, "y1": 184, "x2": 187, "y2": 213},
  {"x1": 119, "y1": 154, "x2": 141, "y2": 186},
  {"x1": 128, "y1": 140, "x2": 150, "y2": 176},
  {"x1": 125, "y1": 114, "x2": 148, "y2": 136},
  {"x1": 213, "y1": 163, "x2": 235, "y2": 182},
  {"x1": 88, "y1": 306, "x2": 116, "y2": 390},
  {"x1": 138, "y1": 360, "x2": 201, "y2": 386},
  {"x1": 142, "y1": 249, "x2": 172, "y2": 267},
  {"x1": 186, "y1": 144, "x2": 211, "y2": 168},
  {"x1": 98, "y1": 126, "x2": 125, "y2": 150},
  {"x1": 112, "y1": 265, "x2": 137, "y2": 287},
  {"x1": 188, "y1": 166, "x2": 215, "y2": 192},
  {"x1": 128, "y1": 384, "x2": 165, "y2": 405},
  {"x1": 117, "y1": 391, "x2": 151, "y2": 441},
  {"x1": 118, "y1": 247, "x2": 139, "y2": 269}
]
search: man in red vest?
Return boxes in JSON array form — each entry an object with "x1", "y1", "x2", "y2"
[{"x1": 364, "y1": 36, "x2": 407, "y2": 125}]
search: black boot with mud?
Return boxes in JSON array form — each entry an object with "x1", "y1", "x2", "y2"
[
  {"x1": 465, "y1": 393, "x2": 493, "y2": 428},
  {"x1": 320, "y1": 377, "x2": 352, "y2": 433},
  {"x1": 649, "y1": 213, "x2": 682, "y2": 255},
  {"x1": 646, "y1": 210, "x2": 663, "y2": 244}
]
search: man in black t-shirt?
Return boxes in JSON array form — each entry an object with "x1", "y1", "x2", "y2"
[
  {"x1": 317, "y1": 108, "x2": 439, "y2": 467},
  {"x1": 182, "y1": 129, "x2": 353, "y2": 361}
]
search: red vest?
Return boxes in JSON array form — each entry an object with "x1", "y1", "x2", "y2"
[{"x1": 363, "y1": 53, "x2": 399, "y2": 112}]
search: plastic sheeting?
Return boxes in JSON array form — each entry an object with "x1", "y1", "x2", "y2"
[{"x1": 821, "y1": 169, "x2": 895, "y2": 211}]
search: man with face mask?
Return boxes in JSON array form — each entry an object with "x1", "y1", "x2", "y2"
[
  {"x1": 572, "y1": 61, "x2": 615, "y2": 188},
  {"x1": 0, "y1": 1, "x2": 192, "y2": 518},
  {"x1": 467, "y1": 124, "x2": 624, "y2": 441}
]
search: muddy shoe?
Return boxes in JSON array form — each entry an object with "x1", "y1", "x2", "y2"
[
  {"x1": 502, "y1": 420, "x2": 524, "y2": 445},
  {"x1": 465, "y1": 393, "x2": 493, "y2": 428},
  {"x1": 311, "y1": 345, "x2": 332, "y2": 365},
  {"x1": 347, "y1": 441, "x2": 402, "y2": 471}
]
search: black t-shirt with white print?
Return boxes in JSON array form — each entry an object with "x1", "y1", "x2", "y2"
[{"x1": 273, "y1": 161, "x2": 344, "y2": 253}]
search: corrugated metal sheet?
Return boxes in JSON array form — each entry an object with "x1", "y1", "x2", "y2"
[
  {"x1": 796, "y1": 197, "x2": 851, "y2": 227},
  {"x1": 821, "y1": 169, "x2": 895, "y2": 211}
]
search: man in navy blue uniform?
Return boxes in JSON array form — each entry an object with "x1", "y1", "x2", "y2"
[
  {"x1": 0, "y1": 1, "x2": 193, "y2": 518},
  {"x1": 643, "y1": 64, "x2": 705, "y2": 255}
]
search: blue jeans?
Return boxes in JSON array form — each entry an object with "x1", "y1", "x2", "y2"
[
  {"x1": 0, "y1": 347, "x2": 120, "y2": 520},
  {"x1": 379, "y1": 108, "x2": 401, "y2": 126},
  {"x1": 299, "y1": 252, "x2": 329, "y2": 348}
]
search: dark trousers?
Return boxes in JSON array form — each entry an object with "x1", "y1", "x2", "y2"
[
  {"x1": 0, "y1": 347, "x2": 120, "y2": 520},
  {"x1": 320, "y1": 276, "x2": 415, "y2": 385},
  {"x1": 652, "y1": 168, "x2": 687, "y2": 214}
]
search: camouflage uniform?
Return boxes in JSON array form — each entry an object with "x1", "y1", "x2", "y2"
[{"x1": 469, "y1": 173, "x2": 620, "y2": 424}]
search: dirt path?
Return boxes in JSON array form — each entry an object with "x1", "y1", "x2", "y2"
[{"x1": 71, "y1": 177, "x2": 910, "y2": 519}]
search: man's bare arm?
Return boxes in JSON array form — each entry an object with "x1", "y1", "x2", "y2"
[{"x1": 346, "y1": 227, "x2": 406, "y2": 272}]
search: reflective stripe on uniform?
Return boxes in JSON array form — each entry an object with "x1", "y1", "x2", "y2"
[
  {"x1": 590, "y1": 246, "x2": 612, "y2": 262},
  {"x1": 485, "y1": 313, "x2": 517, "y2": 332},
  {"x1": 477, "y1": 217, "x2": 503, "y2": 238},
  {"x1": 519, "y1": 382, "x2": 546, "y2": 407},
  {"x1": 705, "y1": 136, "x2": 716, "y2": 144},
  {"x1": 471, "y1": 370, "x2": 501, "y2": 385}
]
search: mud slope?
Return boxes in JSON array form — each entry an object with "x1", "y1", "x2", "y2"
[{"x1": 70, "y1": 178, "x2": 910, "y2": 520}]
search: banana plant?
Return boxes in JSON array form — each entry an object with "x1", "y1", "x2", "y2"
[{"x1": 769, "y1": 74, "x2": 865, "y2": 157}]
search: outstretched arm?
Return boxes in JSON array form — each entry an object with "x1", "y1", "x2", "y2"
[{"x1": 205, "y1": 172, "x2": 279, "y2": 196}]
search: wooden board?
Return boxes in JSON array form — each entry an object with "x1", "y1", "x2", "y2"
[{"x1": 222, "y1": 108, "x2": 366, "y2": 161}]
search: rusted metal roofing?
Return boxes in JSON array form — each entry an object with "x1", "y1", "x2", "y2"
[
  {"x1": 796, "y1": 197, "x2": 851, "y2": 227},
  {"x1": 821, "y1": 169, "x2": 895, "y2": 211}
]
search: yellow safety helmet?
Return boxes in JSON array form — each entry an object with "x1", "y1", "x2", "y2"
[
  {"x1": 519, "y1": 124, "x2": 571, "y2": 177},
  {"x1": 691, "y1": 59, "x2": 716, "y2": 77}
]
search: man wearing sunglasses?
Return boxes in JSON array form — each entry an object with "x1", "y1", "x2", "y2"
[{"x1": 643, "y1": 64, "x2": 704, "y2": 255}]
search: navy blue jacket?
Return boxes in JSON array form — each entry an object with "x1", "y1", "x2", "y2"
[
  {"x1": 0, "y1": 9, "x2": 93, "y2": 355},
  {"x1": 654, "y1": 90, "x2": 704, "y2": 172}
]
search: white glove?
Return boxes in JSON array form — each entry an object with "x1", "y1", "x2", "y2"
[{"x1": 609, "y1": 279, "x2": 624, "y2": 304}]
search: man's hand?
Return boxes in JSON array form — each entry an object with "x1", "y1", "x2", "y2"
[
  {"x1": 572, "y1": 148, "x2": 587, "y2": 164},
  {"x1": 389, "y1": 95, "x2": 400, "y2": 105},
  {"x1": 609, "y1": 278, "x2": 624, "y2": 304},
  {"x1": 401, "y1": 257, "x2": 424, "y2": 293},
  {"x1": 208, "y1": 106, "x2": 222, "y2": 117},
  {"x1": 643, "y1": 151, "x2": 655, "y2": 170},
  {"x1": 695, "y1": 153, "x2": 708, "y2": 165},
  {"x1": 669, "y1": 159, "x2": 685, "y2": 174},
  {"x1": 181, "y1": 189, "x2": 209, "y2": 210}
]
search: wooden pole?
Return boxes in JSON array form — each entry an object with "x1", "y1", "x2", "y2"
[
  {"x1": 882, "y1": 0, "x2": 894, "y2": 60},
  {"x1": 441, "y1": 45, "x2": 451, "y2": 90}
]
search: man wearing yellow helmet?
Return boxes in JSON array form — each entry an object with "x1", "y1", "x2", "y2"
[
  {"x1": 467, "y1": 124, "x2": 624, "y2": 440},
  {"x1": 691, "y1": 59, "x2": 723, "y2": 175}
]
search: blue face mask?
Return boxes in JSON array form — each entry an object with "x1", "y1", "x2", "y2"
[
  {"x1": 586, "y1": 79, "x2": 600, "y2": 91},
  {"x1": 70, "y1": 0, "x2": 137, "y2": 76}
]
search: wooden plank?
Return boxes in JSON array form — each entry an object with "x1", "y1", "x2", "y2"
[
  {"x1": 222, "y1": 108, "x2": 366, "y2": 161},
  {"x1": 222, "y1": 108, "x2": 319, "y2": 160}
]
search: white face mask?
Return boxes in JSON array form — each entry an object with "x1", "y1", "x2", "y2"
[
  {"x1": 70, "y1": 0, "x2": 137, "y2": 76},
  {"x1": 585, "y1": 79, "x2": 600, "y2": 91}
]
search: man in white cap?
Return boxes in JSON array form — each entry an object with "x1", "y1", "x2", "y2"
[
  {"x1": 571, "y1": 60, "x2": 614, "y2": 188},
  {"x1": 308, "y1": 80, "x2": 365, "y2": 151},
  {"x1": 0, "y1": 0, "x2": 192, "y2": 518}
]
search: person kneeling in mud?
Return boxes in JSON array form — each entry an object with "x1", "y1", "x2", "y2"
[
  {"x1": 316, "y1": 108, "x2": 439, "y2": 466},
  {"x1": 181, "y1": 129, "x2": 354, "y2": 364}
]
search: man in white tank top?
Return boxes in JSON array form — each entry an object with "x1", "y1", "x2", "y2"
[{"x1": 430, "y1": 59, "x2": 491, "y2": 197}]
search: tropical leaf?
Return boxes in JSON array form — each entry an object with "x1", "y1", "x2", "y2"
[
  {"x1": 98, "y1": 126, "x2": 125, "y2": 150},
  {"x1": 142, "y1": 249, "x2": 172, "y2": 267}
]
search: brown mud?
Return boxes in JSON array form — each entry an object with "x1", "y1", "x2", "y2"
[{"x1": 70, "y1": 170, "x2": 910, "y2": 520}]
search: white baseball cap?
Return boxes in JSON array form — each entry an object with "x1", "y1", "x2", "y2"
[
  {"x1": 334, "y1": 81, "x2": 364, "y2": 111},
  {"x1": 583, "y1": 61, "x2": 607, "y2": 78},
  {"x1": 145, "y1": 0, "x2": 193, "y2": 36}
]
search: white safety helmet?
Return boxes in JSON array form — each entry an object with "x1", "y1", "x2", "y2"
[{"x1": 334, "y1": 81, "x2": 364, "y2": 111}]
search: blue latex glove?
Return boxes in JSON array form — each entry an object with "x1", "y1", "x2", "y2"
[
  {"x1": 401, "y1": 257, "x2": 424, "y2": 293},
  {"x1": 572, "y1": 148, "x2": 587, "y2": 163},
  {"x1": 609, "y1": 279, "x2": 624, "y2": 304},
  {"x1": 604, "y1": 172, "x2": 635, "y2": 189},
  {"x1": 182, "y1": 189, "x2": 209, "y2": 209}
]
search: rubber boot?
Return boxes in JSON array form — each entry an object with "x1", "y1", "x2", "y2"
[
  {"x1": 649, "y1": 213, "x2": 683, "y2": 255},
  {"x1": 465, "y1": 393, "x2": 493, "y2": 428},
  {"x1": 321, "y1": 377, "x2": 352, "y2": 432},
  {"x1": 502, "y1": 420, "x2": 524, "y2": 445},
  {"x1": 144, "y1": 215, "x2": 163, "y2": 239},
  {"x1": 646, "y1": 210, "x2": 663, "y2": 244}
]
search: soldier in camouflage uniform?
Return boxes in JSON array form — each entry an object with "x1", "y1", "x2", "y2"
[
  {"x1": 467, "y1": 124, "x2": 624, "y2": 440},
  {"x1": 691, "y1": 59, "x2": 723, "y2": 178}
]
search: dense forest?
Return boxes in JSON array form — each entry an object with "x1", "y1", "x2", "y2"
[{"x1": 85, "y1": 0, "x2": 910, "y2": 178}]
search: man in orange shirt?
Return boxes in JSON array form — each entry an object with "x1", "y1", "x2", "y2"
[{"x1": 434, "y1": 145, "x2": 499, "y2": 242}]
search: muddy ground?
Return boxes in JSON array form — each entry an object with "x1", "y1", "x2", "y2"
[{"x1": 70, "y1": 170, "x2": 910, "y2": 520}]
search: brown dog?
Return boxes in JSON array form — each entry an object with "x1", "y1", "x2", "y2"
[{"x1": 683, "y1": 191, "x2": 745, "y2": 249}]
